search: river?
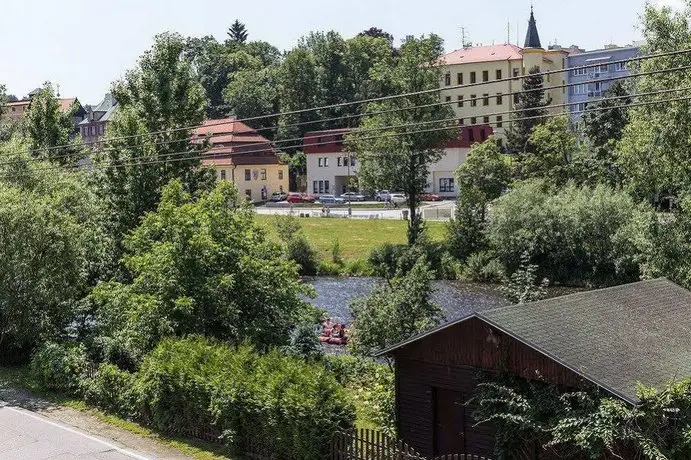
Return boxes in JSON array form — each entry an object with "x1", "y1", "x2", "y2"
[{"x1": 304, "y1": 277, "x2": 509, "y2": 324}]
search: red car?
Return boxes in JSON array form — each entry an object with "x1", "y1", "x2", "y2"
[
  {"x1": 420, "y1": 193, "x2": 442, "y2": 201},
  {"x1": 286, "y1": 193, "x2": 317, "y2": 203}
]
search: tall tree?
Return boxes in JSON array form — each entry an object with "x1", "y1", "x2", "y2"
[
  {"x1": 520, "y1": 116, "x2": 580, "y2": 185},
  {"x1": 616, "y1": 2, "x2": 691, "y2": 205},
  {"x1": 505, "y1": 66, "x2": 549, "y2": 154},
  {"x1": 348, "y1": 35, "x2": 457, "y2": 245},
  {"x1": 23, "y1": 82, "x2": 81, "y2": 165},
  {"x1": 95, "y1": 32, "x2": 214, "y2": 256},
  {"x1": 276, "y1": 48, "x2": 320, "y2": 143},
  {"x1": 227, "y1": 19, "x2": 248, "y2": 44},
  {"x1": 358, "y1": 27, "x2": 394, "y2": 45}
]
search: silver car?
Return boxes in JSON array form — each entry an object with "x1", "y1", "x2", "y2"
[{"x1": 341, "y1": 192, "x2": 366, "y2": 202}]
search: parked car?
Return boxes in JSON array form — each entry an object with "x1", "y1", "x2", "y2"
[
  {"x1": 286, "y1": 192, "x2": 304, "y2": 203},
  {"x1": 341, "y1": 192, "x2": 366, "y2": 202},
  {"x1": 301, "y1": 193, "x2": 317, "y2": 203},
  {"x1": 390, "y1": 193, "x2": 407, "y2": 205},
  {"x1": 420, "y1": 193, "x2": 442, "y2": 201},
  {"x1": 375, "y1": 190, "x2": 391, "y2": 202},
  {"x1": 270, "y1": 191, "x2": 288, "y2": 202},
  {"x1": 318, "y1": 194, "x2": 345, "y2": 204}
]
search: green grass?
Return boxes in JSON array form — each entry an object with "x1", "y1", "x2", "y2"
[
  {"x1": 256, "y1": 215, "x2": 446, "y2": 261},
  {"x1": 0, "y1": 365, "x2": 236, "y2": 460}
]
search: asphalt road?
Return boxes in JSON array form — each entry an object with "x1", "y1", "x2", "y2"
[{"x1": 0, "y1": 403, "x2": 150, "y2": 460}]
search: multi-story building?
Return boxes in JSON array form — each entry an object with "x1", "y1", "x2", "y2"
[
  {"x1": 78, "y1": 93, "x2": 118, "y2": 144},
  {"x1": 439, "y1": 8, "x2": 568, "y2": 138},
  {"x1": 193, "y1": 118, "x2": 289, "y2": 202},
  {"x1": 304, "y1": 125, "x2": 492, "y2": 198},
  {"x1": 1, "y1": 89, "x2": 86, "y2": 128},
  {"x1": 566, "y1": 44, "x2": 640, "y2": 122}
]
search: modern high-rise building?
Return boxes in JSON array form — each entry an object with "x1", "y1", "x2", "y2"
[
  {"x1": 566, "y1": 44, "x2": 640, "y2": 122},
  {"x1": 439, "y1": 8, "x2": 569, "y2": 139}
]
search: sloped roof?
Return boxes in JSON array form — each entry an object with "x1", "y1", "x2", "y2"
[
  {"x1": 524, "y1": 8, "x2": 542, "y2": 48},
  {"x1": 442, "y1": 44, "x2": 523, "y2": 66},
  {"x1": 379, "y1": 279, "x2": 691, "y2": 404},
  {"x1": 194, "y1": 117, "x2": 256, "y2": 137}
]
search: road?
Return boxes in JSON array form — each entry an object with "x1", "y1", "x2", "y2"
[
  {"x1": 256, "y1": 200, "x2": 456, "y2": 221},
  {"x1": 0, "y1": 403, "x2": 151, "y2": 460}
]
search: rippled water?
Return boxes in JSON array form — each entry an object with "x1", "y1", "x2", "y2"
[{"x1": 303, "y1": 277, "x2": 509, "y2": 324}]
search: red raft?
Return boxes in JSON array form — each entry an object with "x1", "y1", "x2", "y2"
[{"x1": 319, "y1": 322, "x2": 349, "y2": 345}]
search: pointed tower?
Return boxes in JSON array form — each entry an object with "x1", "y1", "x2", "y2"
[{"x1": 524, "y1": 6, "x2": 542, "y2": 49}]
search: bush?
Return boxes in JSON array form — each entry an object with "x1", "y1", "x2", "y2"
[
  {"x1": 137, "y1": 337, "x2": 354, "y2": 460},
  {"x1": 439, "y1": 251, "x2": 462, "y2": 280},
  {"x1": 464, "y1": 251, "x2": 505, "y2": 282},
  {"x1": 30, "y1": 342, "x2": 87, "y2": 394},
  {"x1": 368, "y1": 243, "x2": 407, "y2": 278},
  {"x1": 342, "y1": 259, "x2": 374, "y2": 277},
  {"x1": 283, "y1": 323, "x2": 323, "y2": 362},
  {"x1": 368, "y1": 240, "x2": 444, "y2": 279},
  {"x1": 81, "y1": 363, "x2": 139, "y2": 418},
  {"x1": 286, "y1": 235, "x2": 319, "y2": 276}
]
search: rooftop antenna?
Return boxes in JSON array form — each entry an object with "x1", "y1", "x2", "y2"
[
  {"x1": 507, "y1": 20, "x2": 510, "y2": 44},
  {"x1": 461, "y1": 27, "x2": 470, "y2": 48},
  {"x1": 56, "y1": 84, "x2": 61, "y2": 97}
]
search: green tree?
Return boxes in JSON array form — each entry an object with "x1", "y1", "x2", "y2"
[
  {"x1": 23, "y1": 82, "x2": 81, "y2": 164},
  {"x1": 92, "y1": 180, "x2": 315, "y2": 366},
  {"x1": 350, "y1": 255, "x2": 442, "y2": 357},
  {"x1": 95, "y1": 32, "x2": 214, "y2": 255},
  {"x1": 223, "y1": 65, "x2": 279, "y2": 132},
  {"x1": 276, "y1": 48, "x2": 320, "y2": 143},
  {"x1": 185, "y1": 36, "x2": 234, "y2": 117},
  {"x1": 500, "y1": 251, "x2": 549, "y2": 304},
  {"x1": 520, "y1": 116, "x2": 580, "y2": 185},
  {"x1": 448, "y1": 138, "x2": 511, "y2": 260},
  {"x1": 227, "y1": 19, "x2": 248, "y2": 44},
  {"x1": 506, "y1": 66, "x2": 549, "y2": 154},
  {"x1": 358, "y1": 27, "x2": 394, "y2": 46},
  {"x1": 616, "y1": 2, "x2": 691, "y2": 205},
  {"x1": 348, "y1": 35, "x2": 457, "y2": 245}
]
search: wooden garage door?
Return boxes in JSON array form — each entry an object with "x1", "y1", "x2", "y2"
[{"x1": 433, "y1": 387, "x2": 466, "y2": 455}]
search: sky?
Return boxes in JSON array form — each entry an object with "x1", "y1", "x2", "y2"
[{"x1": 0, "y1": 0, "x2": 680, "y2": 104}]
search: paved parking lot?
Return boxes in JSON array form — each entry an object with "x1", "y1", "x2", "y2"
[{"x1": 0, "y1": 403, "x2": 150, "y2": 459}]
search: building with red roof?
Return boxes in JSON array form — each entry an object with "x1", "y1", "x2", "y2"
[{"x1": 193, "y1": 118, "x2": 288, "y2": 202}]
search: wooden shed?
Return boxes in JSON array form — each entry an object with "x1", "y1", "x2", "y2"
[{"x1": 377, "y1": 278, "x2": 691, "y2": 458}]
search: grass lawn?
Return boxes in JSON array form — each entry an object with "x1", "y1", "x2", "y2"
[
  {"x1": 0, "y1": 366, "x2": 236, "y2": 460},
  {"x1": 256, "y1": 214, "x2": 447, "y2": 261}
]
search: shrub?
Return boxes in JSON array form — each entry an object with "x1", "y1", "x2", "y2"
[
  {"x1": 30, "y1": 342, "x2": 87, "y2": 394},
  {"x1": 137, "y1": 337, "x2": 354, "y2": 460},
  {"x1": 81, "y1": 363, "x2": 139, "y2": 418},
  {"x1": 439, "y1": 251, "x2": 461, "y2": 280},
  {"x1": 368, "y1": 243, "x2": 407, "y2": 278},
  {"x1": 464, "y1": 251, "x2": 504, "y2": 282},
  {"x1": 369, "y1": 240, "x2": 444, "y2": 279},
  {"x1": 283, "y1": 323, "x2": 323, "y2": 362},
  {"x1": 342, "y1": 259, "x2": 374, "y2": 277},
  {"x1": 286, "y1": 235, "x2": 319, "y2": 276}
]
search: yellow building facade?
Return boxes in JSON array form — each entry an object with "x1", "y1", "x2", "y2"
[{"x1": 439, "y1": 9, "x2": 568, "y2": 139}]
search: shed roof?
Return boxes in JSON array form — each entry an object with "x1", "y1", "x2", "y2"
[{"x1": 379, "y1": 278, "x2": 691, "y2": 404}]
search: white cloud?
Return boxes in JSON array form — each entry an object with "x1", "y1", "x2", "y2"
[{"x1": 653, "y1": 0, "x2": 686, "y2": 10}]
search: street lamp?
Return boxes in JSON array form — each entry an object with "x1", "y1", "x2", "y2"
[{"x1": 347, "y1": 151, "x2": 352, "y2": 217}]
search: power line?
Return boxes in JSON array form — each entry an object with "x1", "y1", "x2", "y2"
[
  {"x1": 3, "y1": 64, "x2": 689, "y2": 167},
  {"x1": 2, "y1": 94, "x2": 687, "y2": 177},
  {"x1": 5, "y1": 48, "x2": 691, "y2": 160}
]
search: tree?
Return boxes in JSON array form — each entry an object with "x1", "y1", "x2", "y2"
[
  {"x1": 506, "y1": 66, "x2": 549, "y2": 154},
  {"x1": 91, "y1": 180, "x2": 316, "y2": 367},
  {"x1": 276, "y1": 48, "x2": 320, "y2": 143},
  {"x1": 223, "y1": 65, "x2": 279, "y2": 132},
  {"x1": 227, "y1": 19, "x2": 248, "y2": 44},
  {"x1": 448, "y1": 138, "x2": 511, "y2": 260},
  {"x1": 185, "y1": 36, "x2": 234, "y2": 117},
  {"x1": 520, "y1": 116, "x2": 580, "y2": 185},
  {"x1": 500, "y1": 251, "x2": 549, "y2": 304},
  {"x1": 616, "y1": 2, "x2": 691, "y2": 205},
  {"x1": 95, "y1": 32, "x2": 214, "y2": 254},
  {"x1": 348, "y1": 35, "x2": 457, "y2": 245},
  {"x1": 358, "y1": 27, "x2": 394, "y2": 45},
  {"x1": 350, "y1": 255, "x2": 442, "y2": 357},
  {"x1": 23, "y1": 82, "x2": 81, "y2": 165}
]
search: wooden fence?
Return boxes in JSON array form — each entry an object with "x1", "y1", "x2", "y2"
[{"x1": 329, "y1": 428, "x2": 492, "y2": 460}]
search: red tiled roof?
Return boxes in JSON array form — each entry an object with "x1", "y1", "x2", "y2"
[
  {"x1": 208, "y1": 134, "x2": 269, "y2": 145},
  {"x1": 194, "y1": 117, "x2": 256, "y2": 137},
  {"x1": 442, "y1": 44, "x2": 523, "y2": 65},
  {"x1": 58, "y1": 98, "x2": 77, "y2": 113}
]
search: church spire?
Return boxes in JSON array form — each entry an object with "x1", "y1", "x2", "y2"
[{"x1": 524, "y1": 6, "x2": 542, "y2": 49}]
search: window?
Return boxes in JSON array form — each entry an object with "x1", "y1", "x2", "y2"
[
  {"x1": 99, "y1": 124, "x2": 105, "y2": 135},
  {"x1": 343, "y1": 156, "x2": 349, "y2": 167},
  {"x1": 278, "y1": 170, "x2": 284, "y2": 180},
  {"x1": 324, "y1": 157, "x2": 329, "y2": 167},
  {"x1": 11, "y1": 107, "x2": 15, "y2": 112},
  {"x1": 457, "y1": 95, "x2": 464, "y2": 107},
  {"x1": 513, "y1": 93, "x2": 520, "y2": 104},
  {"x1": 496, "y1": 116, "x2": 503, "y2": 128},
  {"x1": 597, "y1": 64, "x2": 609, "y2": 73},
  {"x1": 351, "y1": 157, "x2": 356, "y2": 167},
  {"x1": 482, "y1": 70, "x2": 489, "y2": 82},
  {"x1": 457, "y1": 73, "x2": 463, "y2": 85},
  {"x1": 576, "y1": 103, "x2": 588, "y2": 113},
  {"x1": 313, "y1": 181, "x2": 319, "y2": 193},
  {"x1": 470, "y1": 117, "x2": 477, "y2": 125},
  {"x1": 470, "y1": 71, "x2": 477, "y2": 83},
  {"x1": 482, "y1": 94, "x2": 489, "y2": 106},
  {"x1": 244, "y1": 169, "x2": 251, "y2": 181},
  {"x1": 439, "y1": 178, "x2": 455, "y2": 193},
  {"x1": 90, "y1": 126, "x2": 95, "y2": 135},
  {"x1": 496, "y1": 93, "x2": 503, "y2": 105},
  {"x1": 245, "y1": 190, "x2": 252, "y2": 200},
  {"x1": 444, "y1": 73, "x2": 451, "y2": 86},
  {"x1": 459, "y1": 118, "x2": 464, "y2": 125},
  {"x1": 470, "y1": 95, "x2": 477, "y2": 107},
  {"x1": 318, "y1": 181, "x2": 325, "y2": 194},
  {"x1": 573, "y1": 67, "x2": 587, "y2": 76},
  {"x1": 445, "y1": 96, "x2": 451, "y2": 103},
  {"x1": 260, "y1": 169, "x2": 267, "y2": 180},
  {"x1": 513, "y1": 68, "x2": 520, "y2": 79},
  {"x1": 614, "y1": 62, "x2": 628, "y2": 71},
  {"x1": 573, "y1": 84, "x2": 588, "y2": 95},
  {"x1": 483, "y1": 116, "x2": 490, "y2": 124},
  {"x1": 337, "y1": 157, "x2": 342, "y2": 167},
  {"x1": 318, "y1": 158, "x2": 323, "y2": 167},
  {"x1": 324, "y1": 180, "x2": 330, "y2": 194},
  {"x1": 496, "y1": 69, "x2": 502, "y2": 80},
  {"x1": 220, "y1": 169, "x2": 226, "y2": 181}
]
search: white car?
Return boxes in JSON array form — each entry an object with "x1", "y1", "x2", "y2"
[
  {"x1": 389, "y1": 193, "x2": 407, "y2": 205},
  {"x1": 341, "y1": 192, "x2": 366, "y2": 202},
  {"x1": 375, "y1": 190, "x2": 391, "y2": 202}
]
